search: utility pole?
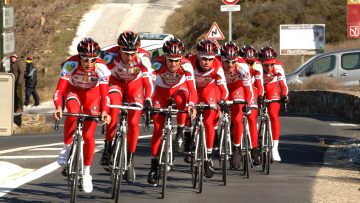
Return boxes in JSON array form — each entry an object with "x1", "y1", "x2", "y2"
[{"x1": 0, "y1": 0, "x2": 4, "y2": 72}]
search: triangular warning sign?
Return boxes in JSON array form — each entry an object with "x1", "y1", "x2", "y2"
[{"x1": 206, "y1": 22, "x2": 225, "y2": 40}]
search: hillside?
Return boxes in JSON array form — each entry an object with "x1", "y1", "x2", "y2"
[{"x1": 165, "y1": 0, "x2": 360, "y2": 72}]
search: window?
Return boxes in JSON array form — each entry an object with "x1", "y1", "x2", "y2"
[
  {"x1": 341, "y1": 52, "x2": 360, "y2": 70},
  {"x1": 299, "y1": 55, "x2": 335, "y2": 77}
]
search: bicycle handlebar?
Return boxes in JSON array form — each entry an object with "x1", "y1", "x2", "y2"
[
  {"x1": 152, "y1": 108, "x2": 187, "y2": 115},
  {"x1": 193, "y1": 103, "x2": 217, "y2": 110},
  {"x1": 54, "y1": 112, "x2": 101, "y2": 131},
  {"x1": 109, "y1": 104, "x2": 143, "y2": 111},
  {"x1": 224, "y1": 100, "x2": 248, "y2": 105}
]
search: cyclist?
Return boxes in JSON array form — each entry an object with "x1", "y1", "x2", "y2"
[
  {"x1": 219, "y1": 41, "x2": 254, "y2": 169},
  {"x1": 100, "y1": 30, "x2": 154, "y2": 183},
  {"x1": 53, "y1": 38, "x2": 111, "y2": 193},
  {"x1": 187, "y1": 39, "x2": 228, "y2": 178},
  {"x1": 239, "y1": 45, "x2": 264, "y2": 166},
  {"x1": 258, "y1": 46, "x2": 289, "y2": 161},
  {"x1": 147, "y1": 38, "x2": 197, "y2": 185}
]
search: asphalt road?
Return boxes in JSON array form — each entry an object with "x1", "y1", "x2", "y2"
[{"x1": 0, "y1": 115, "x2": 358, "y2": 203}]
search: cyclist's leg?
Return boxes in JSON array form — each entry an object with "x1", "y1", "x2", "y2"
[
  {"x1": 248, "y1": 107, "x2": 261, "y2": 165},
  {"x1": 148, "y1": 91, "x2": 166, "y2": 184},
  {"x1": 57, "y1": 90, "x2": 80, "y2": 165},
  {"x1": 173, "y1": 87, "x2": 189, "y2": 152},
  {"x1": 101, "y1": 85, "x2": 123, "y2": 165},
  {"x1": 81, "y1": 87, "x2": 101, "y2": 193},
  {"x1": 230, "y1": 103, "x2": 244, "y2": 169},
  {"x1": 268, "y1": 102, "x2": 281, "y2": 161},
  {"x1": 125, "y1": 81, "x2": 145, "y2": 182}
]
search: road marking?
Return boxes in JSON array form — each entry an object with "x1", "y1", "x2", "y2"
[
  {"x1": 0, "y1": 162, "x2": 60, "y2": 197},
  {"x1": 0, "y1": 143, "x2": 64, "y2": 155},
  {"x1": 29, "y1": 148, "x2": 63, "y2": 151},
  {"x1": 329, "y1": 123, "x2": 357, "y2": 127},
  {"x1": 0, "y1": 155, "x2": 58, "y2": 159}
]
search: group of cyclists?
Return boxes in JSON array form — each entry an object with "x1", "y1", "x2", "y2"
[{"x1": 52, "y1": 30, "x2": 288, "y2": 194}]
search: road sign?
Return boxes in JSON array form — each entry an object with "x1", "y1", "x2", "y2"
[
  {"x1": 222, "y1": 0, "x2": 239, "y2": 5},
  {"x1": 221, "y1": 5, "x2": 240, "y2": 12},
  {"x1": 206, "y1": 22, "x2": 225, "y2": 40},
  {"x1": 3, "y1": 7, "x2": 14, "y2": 29},
  {"x1": 2, "y1": 31, "x2": 14, "y2": 54}
]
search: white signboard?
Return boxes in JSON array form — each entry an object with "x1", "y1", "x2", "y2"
[
  {"x1": 280, "y1": 24, "x2": 325, "y2": 55},
  {"x1": 2, "y1": 57, "x2": 10, "y2": 72},
  {"x1": 0, "y1": 73, "x2": 14, "y2": 136},
  {"x1": 2, "y1": 32, "x2": 15, "y2": 54},
  {"x1": 221, "y1": 5, "x2": 241, "y2": 12},
  {"x1": 3, "y1": 7, "x2": 14, "y2": 29}
]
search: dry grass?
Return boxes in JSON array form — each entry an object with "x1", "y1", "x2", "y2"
[
  {"x1": 288, "y1": 76, "x2": 342, "y2": 91},
  {"x1": 14, "y1": 124, "x2": 54, "y2": 135}
]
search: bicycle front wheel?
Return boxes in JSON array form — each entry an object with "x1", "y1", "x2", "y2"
[
  {"x1": 161, "y1": 131, "x2": 170, "y2": 199},
  {"x1": 113, "y1": 135, "x2": 125, "y2": 202},
  {"x1": 69, "y1": 139, "x2": 80, "y2": 203},
  {"x1": 220, "y1": 124, "x2": 228, "y2": 185},
  {"x1": 198, "y1": 126, "x2": 204, "y2": 193}
]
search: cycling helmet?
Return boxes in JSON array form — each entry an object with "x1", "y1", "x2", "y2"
[
  {"x1": 220, "y1": 41, "x2": 239, "y2": 60},
  {"x1": 196, "y1": 39, "x2": 218, "y2": 57},
  {"x1": 239, "y1": 45, "x2": 257, "y2": 62},
  {"x1": 162, "y1": 38, "x2": 185, "y2": 59},
  {"x1": 258, "y1": 46, "x2": 277, "y2": 63},
  {"x1": 77, "y1": 38, "x2": 101, "y2": 57},
  {"x1": 117, "y1": 30, "x2": 140, "y2": 52}
]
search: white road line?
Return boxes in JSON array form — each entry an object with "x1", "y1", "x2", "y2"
[
  {"x1": 30, "y1": 148, "x2": 63, "y2": 151},
  {"x1": 0, "y1": 162, "x2": 60, "y2": 197},
  {"x1": 329, "y1": 123, "x2": 358, "y2": 127},
  {"x1": 0, "y1": 155, "x2": 58, "y2": 159}
]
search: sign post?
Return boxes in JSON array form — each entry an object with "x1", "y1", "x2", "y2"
[
  {"x1": 1, "y1": 0, "x2": 14, "y2": 72},
  {"x1": 220, "y1": 0, "x2": 240, "y2": 42}
]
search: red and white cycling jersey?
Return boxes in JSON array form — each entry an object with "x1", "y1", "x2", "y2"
[
  {"x1": 152, "y1": 56, "x2": 198, "y2": 105},
  {"x1": 102, "y1": 46, "x2": 154, "y2": 100},
  {"x1": 221, "y1": 57, "x2": 254, "y2": 103},
  {"x1": 188, "y1": 55, "x2": 228, "y2": 100},
  {"x1": 53, "y1": 55, "x2": 111, "y2": 111},
  {"x1": 263, "y1": 58, "x2": 288, "y2": 99}
]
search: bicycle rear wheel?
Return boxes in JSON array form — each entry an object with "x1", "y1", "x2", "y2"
[
  {"x1": 69, "y1": 139, "x2": 80, "y2": 203},
  {"x1": 113, "y1": 135, "x2": 125, "y2": 202}
]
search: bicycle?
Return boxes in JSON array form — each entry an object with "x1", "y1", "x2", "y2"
[
  {"x1": 258, "y1": 99, "x2": 285, "y2": 175},
  {"x1": 55, "y1": 112, "x2": 99, "y2": 203},
  {"x1": 190, "y1": 102, "x2": 215, "y2": 193},
  {"x1": 152, "y1": 99, "x2": 186, "y2": 199},
  {"x1": 107, "y1": 104, "x2": 143, "y2": 202},
  {"x1": 217, "y1": 103, "x2": 232, "y2": 186}
]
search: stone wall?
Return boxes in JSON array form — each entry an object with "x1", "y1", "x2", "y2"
[{"x1": 288, "y1": 90, "x2": 360, "y2": 123}]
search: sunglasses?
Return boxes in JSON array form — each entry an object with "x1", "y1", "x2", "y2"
[
  {"x1": 168, "y1": 58, "x2": 181, "y2": 63},
  {"x1": 224, "y1": 59, "x2": 237, "y2": 64},
  {"x1": 80, "y1": 55, "x2": 97, "y2": 63},
  {"x1": 201, "y1": 57, "x2": 214, "y2": 62}
]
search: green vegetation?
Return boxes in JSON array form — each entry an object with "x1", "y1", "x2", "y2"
[{"x1": 165, "y1": 0, "x2": 360, "y2": 73}]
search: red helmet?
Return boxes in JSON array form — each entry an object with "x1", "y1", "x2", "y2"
[
  {"x1": 162, "y1": 38, "x2": 185, "y2": 59},
  {"x1": 220, "y1": 41, "x2": 239, "y2": 60},
  {"x1": 196, "y1": 39, "x2": 218, "y2": 57},
  {"x1": 77, "y1": 38, "x2": 100, "y2": 57},
  {"x1": 258, "y1": 46, "x2": 277, "y2": 63},
  {"x1": 239, "y1": 45, "x2": 257, "y2": 62},
  {"x1": 117, "y1": 30, "x2": 140, "y2": 52}
]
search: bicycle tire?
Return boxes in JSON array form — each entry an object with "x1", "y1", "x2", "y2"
[
  {"x1": 266, "y1": 126, "x2": 271, "y2": 175},
  {"x1": 114, "y1": 135, "x2": 125, "y2": 203},
  {"x1": 191, "y1": 126, "x2": 198, "y2": 189},
  {"x1": 161, "y1": 130, "x2": 169, "y2": 199},
  {"x1": 221, "y1": 123, "x2": 228, "y2": 185},
  {"x1": 198, "y1": 126, "x2": 204, "y2": 193},
  {"x1": 69, "y1": 138, "x2": 80, "y2": 203}
]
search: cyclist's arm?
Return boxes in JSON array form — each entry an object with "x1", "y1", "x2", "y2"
[
  {"x1": 96, "y1": 63, "x2": 111, "y2": 113},
  {"x1": 182, "y1": 62, "x2": 198, "y2": 106},
  {"x1": 253, "y1": 62, "x2": 264, "y2": 97},
  {"x1": 140, "y1": 56, "x2": 154, "y2": 101},
  {"x1": 274, "y1": 64, "x2": 289, "y2": 96},
  {"x1": 238, "y1": 63, "x2": 254, "y2": 104},
  {"x1": 215, "y1": 67, "x2": 229, "y2": 100}
]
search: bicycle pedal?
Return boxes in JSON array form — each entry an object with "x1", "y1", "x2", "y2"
[{"x1": 61, "y1": 167, "x2": 68, "y2": 176}]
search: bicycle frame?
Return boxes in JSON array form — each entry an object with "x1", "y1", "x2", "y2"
[
  {"x1": 108, "y1": 104, "x2": 142, "y2": 201},
  {"x1": 55, "y1": 112, "x2": 99, "y2": 203}
]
